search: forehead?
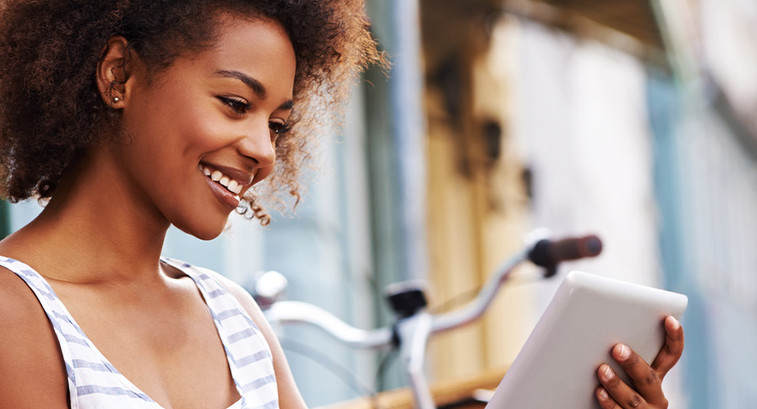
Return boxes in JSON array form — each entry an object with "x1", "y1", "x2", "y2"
[
  {"x1": 168, "y1": 14, "x2": 296, "y2": 98},
  {"x1": 211, "y1": 13, "x2": 294, "y2": 57}
]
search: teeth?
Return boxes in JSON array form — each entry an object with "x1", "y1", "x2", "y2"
[
  {"x1": 200, "y1": 165, "x2": 245, "y2": 197},
  {"x1": 228, "y1": 180, "x2": 241, "y2": 194}
]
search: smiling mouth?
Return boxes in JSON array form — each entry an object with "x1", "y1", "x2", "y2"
[{"x1": 198, "y1": 164, "x2": 249, "y2": 199}]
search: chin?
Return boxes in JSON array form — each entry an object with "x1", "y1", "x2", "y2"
[{"x1": 174, "y1": 216, "x2": 229, "y2": 241}]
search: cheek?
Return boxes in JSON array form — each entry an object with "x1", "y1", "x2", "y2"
[
  {"x1": 172, "y1": 108, "x2": 235, "y2": 156},
  {"x1": 124, "y1": 85, "x2": 225, "y2": 155}
]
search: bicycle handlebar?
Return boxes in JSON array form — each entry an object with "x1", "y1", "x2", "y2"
[
  {"x1": 262, "y1": 232, "x2": 602, "y2": 349},
  {"x1": 528, "y1": 235, "x2": 603, "y2": 277},
  {"x1": 266, "y1": 301, "x2": 394, "y2": 348},
  {"x1": 260, "y1": 231, "x2": 602, "y2": 409}
]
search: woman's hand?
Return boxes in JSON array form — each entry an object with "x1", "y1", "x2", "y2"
[{"x1": 595, "y1": 316, "x2": 684, "y2": 409}]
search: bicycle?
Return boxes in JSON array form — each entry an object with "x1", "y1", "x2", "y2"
[{"x1": 250, "y1": 230, "x2": 603, "y2": 409}]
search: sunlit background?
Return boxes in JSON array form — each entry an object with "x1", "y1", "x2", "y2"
[{"x1": 2, "y1": 0, "x2": 756, "y2": 408}]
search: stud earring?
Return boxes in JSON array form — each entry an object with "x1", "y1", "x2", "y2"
[{"x1": 112, "y1": 96, "x2": 120, "y2": 103}]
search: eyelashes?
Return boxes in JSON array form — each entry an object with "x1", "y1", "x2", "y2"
[
  {"x1": 217, "y1": 96, "x2": 291, "y2": 136},
  {"x1": 269, "y1": 122, "x2": 291, "y2": 135},
  {"x1": 218, "y1": 96, "x2": 251, "y2": 115}
]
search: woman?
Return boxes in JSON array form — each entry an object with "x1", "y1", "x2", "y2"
[
  {"x1": 0, "y1": 1, "x2": 682, "y2": 409},
  {"x1": 0, "y1": 1, "x2": 379, "y2": 408}
]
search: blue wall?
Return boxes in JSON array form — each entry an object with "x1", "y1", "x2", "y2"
[{"x1": 648, "y1": 70, "x2": 757, "y2": 408}]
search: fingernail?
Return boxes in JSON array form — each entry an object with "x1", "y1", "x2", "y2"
[
  {"x1": 667, "y1": 316, "x2": 681, "y2": 330},
  {"x1": 601, "y1": 364, "x2": 614, "y2": 381},
  {"x1": 598, "y1": 388, "x2": 609, "y2": 400},
  {"x1": 616, "y1": 344, "x2": 630, "y2": 361}
]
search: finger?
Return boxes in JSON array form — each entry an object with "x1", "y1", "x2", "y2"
[
  {"x1": 597, "y1": 363, "x2": 648, "y2": 409},
  {"x1": 651, "y1": 316, "x2": 684, "y2": 377},
  {"x1": 596, "y1": 387, "x2": 621, "y2": 409},
  {"x1": 611, "y1": 344, "x2": 666, "y2": 406}
]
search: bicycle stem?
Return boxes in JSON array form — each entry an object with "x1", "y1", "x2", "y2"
[
  {"x1": 396, "y1": 250, "x2": 529, "y2": 409},
  {"x1": 397, "y1": 312, "x2": 435, "y2": 409}
]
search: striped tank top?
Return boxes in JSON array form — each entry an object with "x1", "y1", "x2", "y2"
[{"x1": 0, "y1": 256, "x2": 279, "y2": 409}]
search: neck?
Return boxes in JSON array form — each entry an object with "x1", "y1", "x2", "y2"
[{"x1": 7, "y1": 150, "x2": 172, "y2": 284}]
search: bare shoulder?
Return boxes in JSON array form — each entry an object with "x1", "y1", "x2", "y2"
[
  {"x1": 196, "y1": 267, "x2": 307, "y2": 409},
  {"x1": 0, "y1": 267, "x2": 69, "y2": 408}
]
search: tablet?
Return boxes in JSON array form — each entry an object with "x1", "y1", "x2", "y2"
[{"x1": 486, "y1": 270, "x2": 688, "y2": 409}]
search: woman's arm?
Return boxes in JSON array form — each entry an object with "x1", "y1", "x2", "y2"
[
  {"x1": 0, "y1": 268, "x2": 69, "y2": 409},
  {"x1": 596, "y1": 316, "x2": 685, "y2": 409}
]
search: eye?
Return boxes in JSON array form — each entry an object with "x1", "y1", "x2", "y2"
[
  {"x1": 218, "y1": 96, "x2": 251, "y2": 115},
  {"x1": 269, "y1": 121, "x2": 292, "y2": 136}
]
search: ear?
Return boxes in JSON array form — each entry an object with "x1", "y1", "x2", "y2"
[{"x1": 96, "y1": 36, "x2": 134, "y2": 108}]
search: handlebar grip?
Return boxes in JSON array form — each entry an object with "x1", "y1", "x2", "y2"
[{"x1": 528, "y1": 235, "x2": 602, "y2": 271}]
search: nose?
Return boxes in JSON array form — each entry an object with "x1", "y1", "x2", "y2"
[{"x1": 237, "y1": 119, "x2": 276, "y2": 170}]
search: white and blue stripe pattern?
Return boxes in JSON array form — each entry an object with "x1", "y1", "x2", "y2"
[{"x1": 0, "y1": 257, "x2": 279, "y2": 409}]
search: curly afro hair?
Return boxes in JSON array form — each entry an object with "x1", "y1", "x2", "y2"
[{"x1": 0, "y1": 0, "x2": 384, "y2": 224}]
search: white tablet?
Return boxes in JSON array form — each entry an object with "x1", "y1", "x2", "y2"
[{"x1": 486, "y1": 270, "x2": 688, "y2": 409}]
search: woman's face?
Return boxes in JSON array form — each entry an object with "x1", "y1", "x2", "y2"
[{"x1": 112, "y1": 14, "x2": 296, "y2": 239}]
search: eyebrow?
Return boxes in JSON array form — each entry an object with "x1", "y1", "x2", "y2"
[{"x1": 214, "y1": 69, "x2": 294, "y2": 110}]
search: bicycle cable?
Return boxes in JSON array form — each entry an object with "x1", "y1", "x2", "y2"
[
  {"x1": 428, "y1": 270, "x2": 546, "y2": 315},
  {"x1": 279, "y1": 337, "x2": 389, "y2": 409}
]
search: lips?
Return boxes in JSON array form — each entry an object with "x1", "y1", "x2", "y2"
[{"x1": 199, "y1": 163, "x2": 254, "y2": 208}]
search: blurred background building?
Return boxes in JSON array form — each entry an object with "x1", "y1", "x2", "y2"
[{"x1": 3, "y1": 0, "x2": 757, "y2": 407}]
